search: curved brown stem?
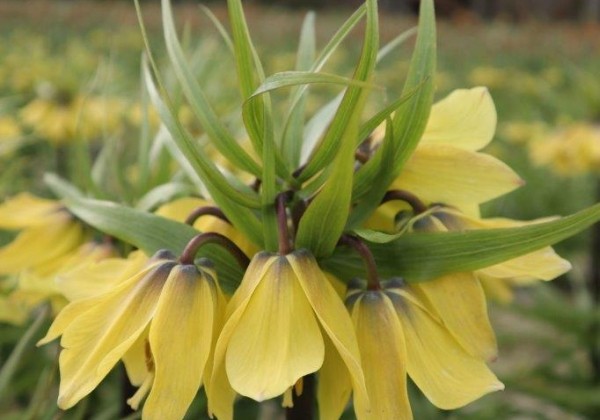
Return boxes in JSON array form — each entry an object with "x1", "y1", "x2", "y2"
[
  {"x1": 179, "y1": 232, "x2": 249, "y2": 269},
  {"x1": 381, "y1": 189, "x2": 428, "y2": 214},
  {"x1": 185, "y1": 206, "x2": 230, "y2": 226},
  {"x1": 338, "y1": 235, "x2": 381, "y2": 290}
]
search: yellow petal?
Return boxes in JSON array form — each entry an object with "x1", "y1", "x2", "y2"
[
  {"x1": 55, "y1": 262, "x2": 173, "y2": 409},
  {"x1": 422, "y1": 87, "x2": 496, "y2": 151},
  {"x1": 57, "y1": 250, "x2": 148, "y2": 301},
  {"x1": 288, "y1": 250, "x2": 369, "y2": 415},
  {"x1": 144, "y1": 265, "x2": 216, "y2": 419},
  {"x1": 122, "y1": 329, "x2": 151, "y2": 387},
  {"x1": 410, "y1": 273, "x2": 497, "y2": 361},
  {"x1": 0, "y1": 220, "x2": 84, "y2": 275},
  {"x1": 0, "y1": 193, "x2": 62, "y2": 229},
  {"x1": 155, "y1": 197, "x2": 207, "y2": 222},
  {"x1": 352, "y1": 292, "x2": 412, "y2": 420},
  {"x1": 395, "y1": 145, "x2": 523, "y2": 209},
  {"x1": 388, "y1": 289, "x2": 504, "y2": 409},
  {"x1": 225, "y1": 256, "x2": 324, "y2": 401},
  {"x1": 317, "y1": 334, "x2": 352, "y2": 420},
  {"x1": 477, "y1": 273, "x2": 515, "y2": 304},
  {"x1": 208, "y1": 254, "x2": 276, "y2": 420},
  {"x1": 436, "y1": 210, "x2": 571, "y2": 281},
  {"x1": 478, "y1": 247, "x2": 571, "y2": 281}
]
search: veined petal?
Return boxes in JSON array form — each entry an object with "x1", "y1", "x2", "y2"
[
  {"x1": 208, "y1": 254, "x2": 276, "y2": 420},
  {"x1": 225, "y1": 256, "x2": 324, "y2": 401},
  {"x1": 388, "y1": 289, "x2": 504, "y2": 409},
  {"x1": 410, "y1": 273, "x2": 497, "y2": 361},
  {"x1": 477, "y1": 274, "x2": 515, "y2": 304},
  {"x1": 352, "y1": 292, "x2": 412, "y2": 420},
  {"x1": 394, "y1": 145, "x2": 523, "y2": 209},
  {"x1": 288, "y1": 250, "x2": 369, "y2": 415},
  {"x1": 122, "y1": 328, "x2": 151, "y2": 387},
  {"x1": 0, "y1": 220, "x2": 84, "y2": 275},
  {"x1": 145, "y1": 265, "x2": 216, "y2": 419},
  {"x1": 56, "y1": 262, "x2": 174, "y2": 409},
  {"x1": 421, "y1": 87, "x2": 496, "y2": 151},
  {"x1": 478, "y1": 247, "x2": 571, "y2": 281},
  {"x1": 57, "y1": 250, "x2": 148, "y2": 301},
  {"x1": 0, "y1": 193, "x2": 62, "y2": 229},
  {"x1": 317, "y1": 334, "x2": 352, "y2": 420}
]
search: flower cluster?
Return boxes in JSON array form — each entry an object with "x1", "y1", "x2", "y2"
[{"x1": 1, "y1": 0, "x2": 598, "y2": 419}]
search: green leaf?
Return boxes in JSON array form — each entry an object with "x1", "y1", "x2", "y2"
[
  {"x1": 199, "y1": 4, "x2": 235, "y2": 55},
  {"x1": 251, "y1": 71, "x2": 377, "y2": 99},
  {"x1": 0, "y1": 307, "x2": 48, "y2": 397},
  {"x1": 162, "y1": 0, "x2": 262, "y2": 178},
  {"x1": 135, "y1": 182, "x2": 197, "y2": 212},
  {"x1": 281, "y1": 12, "x2": 315, "y2": 168},
  {"x1": 322, "y1": 203, "x2": 600, "y2": 283},
  {"x1": 48, "y1": 183, "x2": 245, "y2": 292},
  {"x1": 294, "y1": 0, "x2": 379, "y2": 257},
  {"x1": 143, "y1": 62, "x2": 264, "y2": 246},
  {"x1": 348, "y1": 0, "x2": 436, "y2": 228}
]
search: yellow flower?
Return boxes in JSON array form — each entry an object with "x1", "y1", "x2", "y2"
[
  {"x1": 419, "y1": 207, "x2": 571, "y2": 303},
  {"x1": 208, "y1": 250, "x2": 368, "y2": 420},
  {"x1": 38, "y1": 250, "x2": 225, "y2": 419},
  {"x1": 369, "y1": 87, "x2": 523, "y2": 231},
  {"x1": 528, "y1": 123, "x2": 600, "y2": 176},
  {"x1": 0, "y1": 193, "x2": 85, "y2": 276},
  {"x1": 339, "y1": 281, "x2": 504, "y2": 419}
]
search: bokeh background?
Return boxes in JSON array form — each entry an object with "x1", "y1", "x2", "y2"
[{"x1": 0, "y1": 0, "x2": 599, "y2": 419}]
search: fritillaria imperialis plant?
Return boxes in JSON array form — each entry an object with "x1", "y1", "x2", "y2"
[{"x1": 1, "y1": 0, "x2": 600, "y2": 419}]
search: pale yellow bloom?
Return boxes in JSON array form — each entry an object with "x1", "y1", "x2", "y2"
[
  {"x1": 528, "y1": 123, "x2": 600, "y2": 176},
  {"x1": 38, "y1": 252, "x2": 225, "y2": 420},
  {"x1": 319, "y1": 281, "x2": 504, "y2": 420},
  {"x1": 369, "y1": 87, "x2": 523, "y2": 232},
  {"x1": 208, "y1": 250, "x2": 368, "y2": 420}
]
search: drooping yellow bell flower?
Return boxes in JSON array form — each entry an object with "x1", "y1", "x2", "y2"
[
  {"x1": 208, "y1": 249, "x2": 368, "y2": 420},
  {"x1": 38, "y1": 251, "x2": 226, "y2": 420},
  {"x1": 419, "y1": 206, "x2": 572, "y2": 303},
  {"x1": 320, "y1": 280, "x2": 503, "y2": 420},
  {"x1": 0, "y1": 193, "x2": 85, "y2": 276},
  {"x1": 369, "y1": 87, "x2": 523, "y2": 232}
]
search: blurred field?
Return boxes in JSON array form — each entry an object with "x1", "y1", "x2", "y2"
[{"x1": 1, "y1": 1, "x2": 599, "y2": 419}]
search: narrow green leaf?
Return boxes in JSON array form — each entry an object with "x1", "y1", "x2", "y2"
[
  {"x1": 162, "y1": 0, "x2": 262, "y2": 177},
  {"x1": 143, "y1": 62, "x2": 264, "y2": 246},
  {"x1": 297, "y1": 0, "x2": 379, "y2": 184},
  {"x1": 322, "y1": 204, "x2": 600, "y2": 283},
  {"x1": 0, "y1": 307, "x2": 48, "y2": 397},
  {"x1": 295, "y1": 0, "x2": 379, "y2": 257},
  {"x1": 199, "y1": 4, "x2": 235, "y2": 55},
  {"x1": 281, "y1": 12, "x2": 315, "y2": 168},
  {"x1": 347, "y1": 0, "x2": 436, "y2": 228},
  {"x1": 49, "y1": 191, "x2": 245, "y2": 292},
  {"x1": 282, "y1": 4, "x2": 366, "y2": 137},
  {"x1": 135, "y1": 182, "x2": 197, "y2": 212},
  {"x1": 296, "y1": 28, "x2": 419, "y2": 170},
  {"x1": 251, "y1": 71, "x2": 377, "y2": 99}
]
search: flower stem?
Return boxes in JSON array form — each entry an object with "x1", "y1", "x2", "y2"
[
  {"x1": 184, "y1": 206, "x2": 230, "y2": 226},
  {"x1": 179, "y1": 232, "x2": 249, "y2": 269},
  {"x1": 277, "y1": 192, "x2": 293, "y2": 255},
  {"x1": 339, "y1": 235, "x2": 381, "y2": 290},
  {"x1": 381, "y1": 189, "x2": 428, "y2": 214}
]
